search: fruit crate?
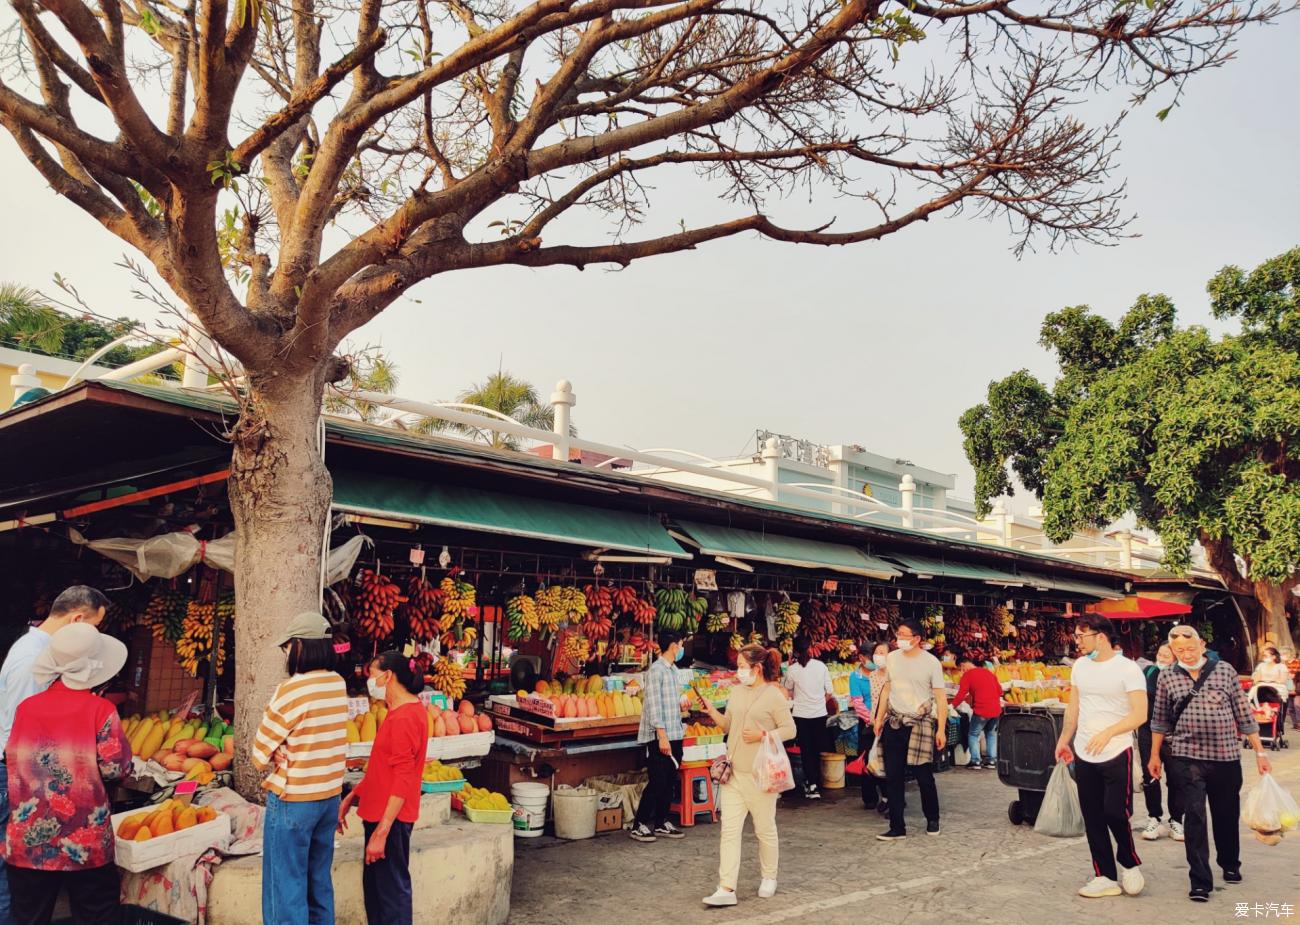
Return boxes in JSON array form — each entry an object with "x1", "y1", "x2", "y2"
[
  {"x1": 682, "y1": 743, "x2": 726, "y2": 763},
  {"x1": 682, "y1": 734, "x2": 724, "y2": 747},
  {"x1": 112, "y1": 809, "x2": 231, "y2": 873},
  {"x1": 421, "y1": 779, "x2": 466, "y2": 794},
  {"x1": 464, "y1": 805, "x2": 513, "y2": 824},
  {"x1": 428, "y1": 730, "x2": 495, "y2": 760}
]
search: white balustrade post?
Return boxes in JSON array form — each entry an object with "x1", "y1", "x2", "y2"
[
  {"x1": 551, "y1": 379, "x2": 576, "y2": 462},
  {"x1": 992, "y1": 499, "x2": 1009, "y2": 547},
  {"x1": 1117, "y1": 529, "x2": 1133, "y2": 569},
  {"x1": 899, "y1": 474, "x2": 915, "y2": 529},
  {"x1": 761, "y1": 437, "x2": 782, "y2": 501},
  {"x1": 182, "y1": 312, "x2": 217, "y2": 389},
  {"x1": 10, "y1": 363, "x2": 40, "y2": 394}
]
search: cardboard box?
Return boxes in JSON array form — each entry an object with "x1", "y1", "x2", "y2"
[
  {"x1": 595, "y1": 806, "x2": 624, "y2": 833},
  {"x1": 112, "y1": 808, "x2": 231, "y2": 873}
]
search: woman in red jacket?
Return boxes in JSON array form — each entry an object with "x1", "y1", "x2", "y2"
[{"x1": 338, "y1": 651, "x2": 426, "y2": 925}]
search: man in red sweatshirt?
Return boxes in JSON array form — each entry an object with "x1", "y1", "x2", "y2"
[{"x1": 952, "y1": 653, "x2": 1003, "y2": 769}]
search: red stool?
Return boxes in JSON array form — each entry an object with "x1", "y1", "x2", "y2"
[{"x1": 670, "y1": 763, "x2": 718, "y2": 826}]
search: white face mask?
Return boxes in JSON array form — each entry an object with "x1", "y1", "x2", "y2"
[
  {"x1": 367, "y1": 676, "x2": 387, "y2": 700},
  {"x1": 1183, "y1": 657, "x2": 1207, "y2": 671},
  {"x1": 1156, "y1": 661, "x2": 1173, "y2": 670},
  {"x1": 896, "y1": 638, "x2": 914, "y2": 652},
  {"x1": 736, "y1": 667, "x2": 755, "y2": 686}
]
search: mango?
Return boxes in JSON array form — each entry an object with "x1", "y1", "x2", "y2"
[
  {"x1": 209, "y1": 753, "x2": 232, "y2": 772},
  {"x1": 360, "y1": 713, "x2": 377, "y2": 743},
  {"x1": 175, "y1": 808, "x2": 198, "y2": 831},
  {"x1": 186, "y1": 742, "x2": 219, "y2": 760},
  {"x1": 133, "y1": 826, "x2": 153, "y2": 842},
  {"x1": 346, "y1": 719, "x2": 361, "y2": 744},
  {"x1": 222, "y1": 735, "x2": 235, "y2": 756}
]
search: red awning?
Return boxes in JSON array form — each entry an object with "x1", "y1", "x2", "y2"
[{"x1": 1087, "y1": 594, "x2": 1193, "y2": 620}]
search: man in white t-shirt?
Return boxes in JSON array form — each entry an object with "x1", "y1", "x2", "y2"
[
  {"x1": 1055, "y1": 614, "x2": 1149, "y2": 900},
  {"x1": 872, "y1": 619, "x2": 948, "y2": 839},
  {"x1": 784, "y1": 636, "x2": 834, "y2": 799}
]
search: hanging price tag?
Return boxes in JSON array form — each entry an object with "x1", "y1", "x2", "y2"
[
  {"x1": 822, "y1": 580, "x2": 839, "y2": 592},
  {"x1": 409, "y1": 546, "x2": 425, "y2": 566}
]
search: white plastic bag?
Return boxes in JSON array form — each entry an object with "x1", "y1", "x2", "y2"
[
  {"x1": 867, "y1": 739, "x2": 885, "y2": 778},
  {"x1": 753, "y1": 733, "x2": 795, "y2": 794},
  {"x1": 1034, "y1": 762, "x2": 1085, "y2": 838},
  {"x1": 1242, "y1": 773, "x2": 1300, "y2": 844}
]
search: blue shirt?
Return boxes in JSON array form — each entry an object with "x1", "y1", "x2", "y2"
[
  {"x1": 0, "y1": 626, "x2": 54, "y2": 756},
  {"x1": 848, "y1": 669, "x2": 873, "y2": 713},
  {"x1": 637, "y1": 658, "x2": 685, "y2": 744}
]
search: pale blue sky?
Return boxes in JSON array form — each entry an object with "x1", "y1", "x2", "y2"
[{"x1": 2, "y1": 14, "x2": 1297, "y2": 503}]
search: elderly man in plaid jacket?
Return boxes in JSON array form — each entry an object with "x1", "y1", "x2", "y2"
[{"x1": 1150, "y1": 626, "x2": 1271, "y2": 903}]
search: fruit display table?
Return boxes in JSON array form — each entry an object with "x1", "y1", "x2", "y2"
[{"x1": 476, "y1": 733, "x2": 645, "y2": 792}]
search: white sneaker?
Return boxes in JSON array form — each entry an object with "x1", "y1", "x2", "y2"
[
  {"x1": 703, "y1": 888, "x2": 738, "y2": 907},
  {"x1": 1078, "y1": 877, "x2": 1123, "y2": 898},
  {"x1": 1120, "y1": 865, "x2": 1145, "y2": 897},
  {"x1": 758, "y1": 879, "x2": 777, "y2": 899},
  {"x1": 1170, "y1": 820, "x2": 1185, "y2": 842},
  {"x1": 1141, "y1": 818, "x2": 1165, "y2": 841}
]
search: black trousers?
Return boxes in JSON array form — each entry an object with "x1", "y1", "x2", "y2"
[
  {"x1": 1136, "y1": 725, "x2": 1183, "y2": 822},
  {"x1": 1074, "y1": 749, "x2": 1141, "y2": 881},
  {"x1": 6, "y1": 863, "x2": 118, "y2": 925},
  {"x1": 794, "y1": 716, "x2": 827, "y2": 789},
  {"x1": 635, "y1": 739, "x2": 683, "y2": 827},
  {"x1": 1166, "y1": 757, "x2": 1243, "y2": 892},
  {"x1": 362, "y1": 820, "x2": 413, "y2": 925},
  {"x1": 881, "y1": 722, "x2": 939, "y2": 832},
  {"x1": 857, "y1": 720, "x2": 878, "y2": 807}
]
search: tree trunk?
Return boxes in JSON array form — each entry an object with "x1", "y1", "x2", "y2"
[
  {"x1": 228, "y1": 373, "x2": 331, "y2": 800},
  {"x1": 1253, "y1": 581, "x2": 1297, "y2": 655}
]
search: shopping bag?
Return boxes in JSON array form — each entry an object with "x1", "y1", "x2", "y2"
[
  {"x1": 1242, "y1": 773, "x2": 1300, "y2": 845},
  {"x1": 866, "y1": 739, "x2": 885, "y2": 778},
  {"x1": 753, "y1": 733, "x2": 796, "y2": 794},
  {"x1": 1033, "y1": 762, "x2": 1084, "y2": 838},
  {"x1": 845, "y1": 753, "x2": 867, "y2": 776}
]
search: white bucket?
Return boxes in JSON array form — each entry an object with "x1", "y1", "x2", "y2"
[
  {"x1": 552, "y1": 785, "x2": 599, "y2": 840},
  {"x1": 512, "y1": 806, "x2": 546, "y2": 838}
]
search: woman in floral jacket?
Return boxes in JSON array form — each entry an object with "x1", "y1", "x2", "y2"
[{"x1": 5, "y1": 622, "x2": 130, "y2": 925}]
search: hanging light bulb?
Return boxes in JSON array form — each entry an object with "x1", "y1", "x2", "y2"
[{"x1": 438, "y1": 546, "x2": 451, "y2": 568}]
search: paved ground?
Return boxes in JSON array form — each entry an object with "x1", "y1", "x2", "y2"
[{"x1": 510, "y1": 744, "x2": 1300, "y2": 925}]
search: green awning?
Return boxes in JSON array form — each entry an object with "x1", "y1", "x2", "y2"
[
  {"x1": 1023, "y1": 574, "x2": 1124, "y2": 600},
  {"x1": 675, "y1": 520, "x2": 900, "y2": 579},
  {"x1": 331, "y1": 470, "x2": 688, "y2": 557},
  {"x1": 886, "y1": 554, "x2": 1026, "y2": 586}
]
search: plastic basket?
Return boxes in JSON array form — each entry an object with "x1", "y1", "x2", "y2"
[
  {"x1": 464, "y1": 805, "x2": 513, "y2": 824},
  {"x1": 421, "y1": 779, "x2": 466, "y2": 794}
]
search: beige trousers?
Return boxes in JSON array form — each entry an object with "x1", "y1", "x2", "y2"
[{"x1": 717, "y1": 770, "x2": 779, "y2": 890}]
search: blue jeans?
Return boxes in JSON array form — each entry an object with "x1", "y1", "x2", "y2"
[
  {"x1": 968, "y1": 715, "x2": 999, "y2": 764},
  {"x1": 262, "y1": 793, "x2": 339, "y2": 925},
  {"x1": 0, "y1": 761, "x2": 11, "y2": 925}
]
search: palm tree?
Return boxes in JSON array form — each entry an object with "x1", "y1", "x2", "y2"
[
  {"x1": 0, "y1": 285, "x2": 66, "y2": 354},
  {"x1": 414, "y1": 372, "x2": 572, "y2": 451}
]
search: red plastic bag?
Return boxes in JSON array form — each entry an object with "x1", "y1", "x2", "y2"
[
  {"x1": 754, "y1": 733, "x2": 795, "y2": 794},
  {"x1": 846, "y1": 753, "x2": 867, "y2": 776}
]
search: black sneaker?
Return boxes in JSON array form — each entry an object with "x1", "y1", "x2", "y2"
[
  {"x1": 964, "y1": 762, "x2": 983, "y2": 770},
  {"x1": 805, "y1": 784, "x2": 821, "y2": 800},
  {"x1": 926, "y1": 819, "x2": 941, "y2": 836},
  {"x1": 1223, "y1": 870, "x2": 1243, "y2": 884},
  {"x1": 876, "y1": 829, "x2": 907, "y2": 841},
  {"x1": 982, "y1": 760, "x2": 997, "y2": 770},
  {"x1": 653, "y1": 821, "x2": 686, "y2": 839},
  {"x1": 1189, "y1": 888, "x2": 1210, "y2": 903},
  {"x1": 875, "y1": 801, "x2": 890, "y2": 815},
  {"x1": 629, "y1": 823, "x2": 657, "y2": 843}
]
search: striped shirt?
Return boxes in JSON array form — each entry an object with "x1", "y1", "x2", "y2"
[{"x1": 251, "y1": 670, "x2": 348, "y2": 801}]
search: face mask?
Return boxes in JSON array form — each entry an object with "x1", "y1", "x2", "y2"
[
  {"x1": 896, "y1": 639, "x2": 913, "y2": 652},
  {"x1": 1086, "y1": 650, "x2": 1099, "y2": 660},
  {"x1": 367, "y1": 676, "x2": 387, "y2": 700},
  {"x1": 1183, "y1": 657, "x2": 1207, "y2": 671},
  {"x1": 736, "y1": 668, "x2": 755, "y2": 686},
  {"x1": 861, "y1": 661, "x2": 875, "y2": 672},
  {"x1": 1157, "y1": 662, "x2": 1173, "y2": 670},
  {"x1": 673, "y1": 647, "x2": 684, "y2": 663}
]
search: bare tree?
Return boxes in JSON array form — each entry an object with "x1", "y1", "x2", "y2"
[{"x1": 0, "y1": 0, "x2": 1286, "y2": 795}]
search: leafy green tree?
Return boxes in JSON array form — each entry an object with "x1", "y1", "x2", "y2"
[
  {"x1": 962, "y1": 249, "x2": 1300, "y2": 650},
  {"x1": 415, "y1": 372, "x2": 571, "y2": 451},
  {"x1": 0, "y1": 285, "x2": 66, "y2": 354}
]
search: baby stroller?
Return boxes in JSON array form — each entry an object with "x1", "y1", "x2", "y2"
[{"x1": 1250, "y1": 684, "x2": 1289, "y2": 750}]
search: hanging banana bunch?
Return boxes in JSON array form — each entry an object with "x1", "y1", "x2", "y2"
[
  {"x1": 141, "y1": 590, "x2": 188, "y2": 643},
  {"x1": 354, "y1": 569, "x2": 405, "y2": 640},
  {"x1": 431, "y1": 655, "x2": 466, "y2": 699},
  {"x1": 506, "y1": 595, "x2": 539, "y2": 642},
  {"x1": 775, "y1": 601, "x2": 801, "y2": 636},
  {"x1": 405, "y1": 575, "x2": 444, "y2": 642}
]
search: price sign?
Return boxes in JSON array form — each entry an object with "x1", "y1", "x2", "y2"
[
  {"x1": 347, "y1": 696, "x2": 370, "y2": 719},
  {"x1": 409, "y1": 546, "x2": 426, "y2": 566},
  {"x1": 822, "y1": 580, "x2": 839, "y2": 592},
  {"x1": 694, "y1": 569, "x2": 718, "y2": 591}
]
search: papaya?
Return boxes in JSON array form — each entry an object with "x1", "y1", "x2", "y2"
[
  {"x1": 360, "y1": 713, "x2": 377, "y2": 743},
  {"x1": 458, "y1": 715, "x2": 477, "y2": 735},
  {"x1": 457, "y1": 700, "x2": 475, "y2": 717},
  {"x1": 133, "y1": 826, "x2": 153, "y2": 842},
  {"x1": 476, "y1": 715, "x2": 492, "y2": 732},
  {"x1": 433, "y1": 716, "x2": 447, "y2": 738}
]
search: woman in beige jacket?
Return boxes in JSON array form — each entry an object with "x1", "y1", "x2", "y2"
[{"x1": 694, "y1": 644, "x2": 797, "y2": 906}]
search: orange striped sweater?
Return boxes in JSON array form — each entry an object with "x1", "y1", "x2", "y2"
[{"x1": 251, "y1": 670, "x2": 349, "y2": 801}]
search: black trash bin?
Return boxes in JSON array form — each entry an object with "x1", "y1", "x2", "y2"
[{"x1": 996, "y1": 704, "x2": 1068, "y2": 826}]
